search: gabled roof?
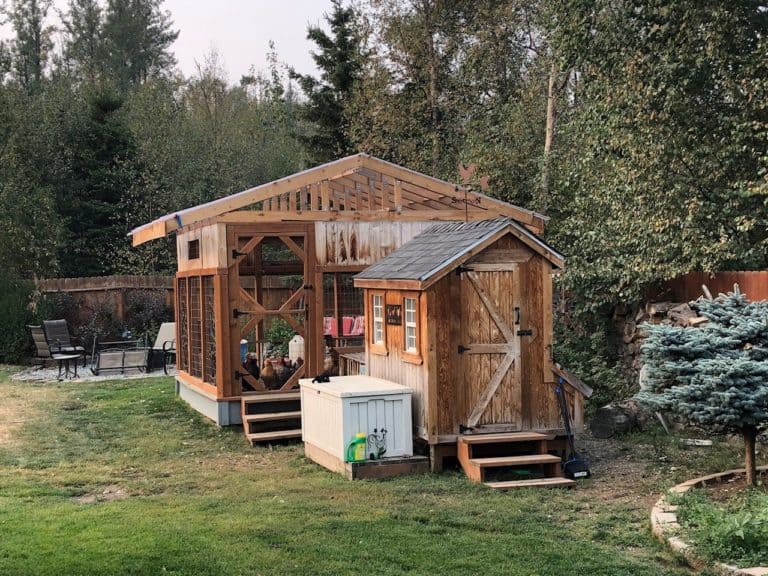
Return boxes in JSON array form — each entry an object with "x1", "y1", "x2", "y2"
[
  {"x1": 129, "y1": 153, "x2": 548, "y2": 246},
  {"x1": 354, "y1": 218, "x2": 564, "y2": 290}
]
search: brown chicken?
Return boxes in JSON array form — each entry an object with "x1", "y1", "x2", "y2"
[{"x1": 260, "y1": 359, "x2": 278, "y2": 390}]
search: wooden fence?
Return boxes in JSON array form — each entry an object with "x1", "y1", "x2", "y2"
[
  {"x1": 36, "y1": 276, "x2": 175, "y2": 323},
  {"x1": 35, "y1": 275, "x2": 296, "y2": 323},
  {"x1": 662, "y1": 271, "x2": 768, "y2": 302}
]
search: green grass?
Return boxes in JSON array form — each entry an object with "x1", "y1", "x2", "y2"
[
  {"x1": 675, "y1": 488, "x2": 768, "y2": 568},
  {"x1": 0, "y1": 368, "x2": 742, "y2": 575}
]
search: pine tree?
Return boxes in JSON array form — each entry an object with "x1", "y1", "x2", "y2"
[
  {"x1": 101, "y1": 0, "x2": 178, "y2": 91},
  {"x1": 61, "y1": 0, "x2": 104, "y2": 84},
  {"x1": 289, "y1": 0, "x2": 363, "y2": 163},
  {"x1": 6, "y1": 0, "x2": 53, "y2": 93},
  {"x1": 637, "y1": 288, "x2": 768, "y2": 485}
]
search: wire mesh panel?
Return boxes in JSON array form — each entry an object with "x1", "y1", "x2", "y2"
[
  {"x1": 177, "y1": 277, "x2": 189, "y2": 372},
  {"x1": 203, "y1": 276, "x2": 216, "y2": 384},
  {"x1": 188, "y1": 276, "x2": 202, "y2": 378}
]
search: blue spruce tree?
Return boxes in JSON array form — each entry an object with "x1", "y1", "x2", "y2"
[{"x1": 637, "y1": 287, "x2": 768, "y2": 485}]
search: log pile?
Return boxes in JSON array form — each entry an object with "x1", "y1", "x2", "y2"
[
  {"x1": 613, "y1": 301, "x2": 708, "y2": 390},
  {"x1": 592, "y1": 300, "x2": 710, "y2": 438}
]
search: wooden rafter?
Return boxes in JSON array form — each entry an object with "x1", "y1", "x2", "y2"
[
  {"x1": 359, "y1": 155, "x2": 547, "y2": 232},
  {"x1": 130, "y1": 153, "x2": 548, "y2": 245}
]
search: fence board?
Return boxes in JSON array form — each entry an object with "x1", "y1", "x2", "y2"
[{"x1": 664, "y1": 271, "x2": 768, "y2": 302}]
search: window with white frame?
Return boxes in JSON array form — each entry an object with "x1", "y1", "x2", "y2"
[
  {"x1": 404, "y1": 297, "x2": 417, "y2": 352},
  {"x1": 372, "y1": 294, "x2": 384, "y2": 345}
]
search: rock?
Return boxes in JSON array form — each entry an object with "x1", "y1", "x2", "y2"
[{"x1": 590, "y1": 399, "x2": 654, "y2": 438}]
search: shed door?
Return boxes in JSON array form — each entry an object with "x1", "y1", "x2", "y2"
[
  {"x1": 228, "y1": 225, "x2": 311, "y2": 392},
  {"x1": 458, "y1": 268, "x2": 522, "y2": 431}
]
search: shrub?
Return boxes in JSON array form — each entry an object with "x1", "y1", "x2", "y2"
[
  {"x1": 676, "y1": 488, "x2": 768, "y2": 567},
  {"x1": 264, "y1": 317, "x2": 296, "y2": 357},
  {"x1": 124, "y1": 289, "x2": 173, "y2": 344},
  {"x1": 0, "y1": 275, "x2": 36, "y2": 363},
  {"x1": 553, "y1": 307, "x2": 626, "y2": 411}
]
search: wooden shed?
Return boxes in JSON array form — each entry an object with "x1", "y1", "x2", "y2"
[
  {"x1": 129, "y1": 154, "x2": 547, "y2": 443},
  {"x1": 354, "y1": 218, "x2": 592, "y2": 485}
]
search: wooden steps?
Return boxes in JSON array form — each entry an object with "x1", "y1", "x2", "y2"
[
  {"x1": 243, "y1": 411, "x2": 302, "y2": 423},
  {"x1": 241, "y1": 391, "x2": 302, "y2": 446},
  {"x1": 460, "y1": 432, "x2": 554, "y2": 444},
  {"x1": 485, "y1": 477, "x2": 576, "y2": 490},
  {"x1": 469, "y1": 454, "x2": 561, "y2": 468},
  {"x1": 457, "y1": 431, "x2": 573, "y2": 489},
  {"x1": 245, "y1": 429, "x2": 302, "y2": 443}
]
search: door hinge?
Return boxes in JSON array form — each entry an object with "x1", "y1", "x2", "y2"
[
  {"x1": 232, "y1": 249, "x2": 246, "y2": 259},
  {"x1": 458, "y1": 344, "x2": 471, "y2": 354},
  {"x1": 455, "y1": 265, "x2": 474, "y2": 276},
  {"x1": 303, "y1": 284, "x2": 313, "y2": 290},
  {"x1": 517, "y1": 329, "x2": 533, "y2": 336}
]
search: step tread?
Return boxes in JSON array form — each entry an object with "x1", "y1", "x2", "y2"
[
  {"x1": 469, "y1": 454, "x2": 561, "y2": 467},
  {"x1": 244, "y1": 411, "x2": 302, "y2": 423},
  {"x1": 246, "y1": 429, "x2": 302, "y2": 443},
  {"x1": 241, "y1": 391, "x2": 300, "y2": 404},
  {"x1": 459, "y1": 432, "x2": 554, "y2": 445},
  {"x1": 485, "y1": 477, "x2": 576, "y2": 490}
]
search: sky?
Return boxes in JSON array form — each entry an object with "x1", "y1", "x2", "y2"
[
  {"x1": 2, "y1": 0, "x2": 335, "y2": 81},
  {"x1": 162, "y1": 0, "x2": 334, "y2": 81}
]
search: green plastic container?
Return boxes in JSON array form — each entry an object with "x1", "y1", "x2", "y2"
[{"x1": 345, "y1": 432, "x2": 367, "y2": 463}]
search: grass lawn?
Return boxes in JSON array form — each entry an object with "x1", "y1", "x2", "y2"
[{"x1": 0, "y1": 366, "x2": 746, "y2": 575}]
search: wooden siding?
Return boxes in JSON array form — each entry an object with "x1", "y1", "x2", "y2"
[
  {"x1": 315, "y1": 221, "x2": 436, "y2": 267},
  {"x1": 365, "y1": 289, "x2": 430, "y2": 440},
  {"x1": 177, "y1": 223, "x2": 227, "y2": 272}
]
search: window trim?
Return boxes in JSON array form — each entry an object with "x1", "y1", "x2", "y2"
[
  {"x1": 401, "y1": 292, "x2": 422, "y2": 365},
  {"x1": 369, "y1": 291, "x2": 387, "y2": 355}
]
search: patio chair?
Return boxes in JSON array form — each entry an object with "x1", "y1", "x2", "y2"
[
  {"x1": 28, "y1": 325, "x2": 52, "y2": 365},
  {"x1": 148, "y1": 322, "x2": 176, "y2": 374},
  {"x1": 42, "y1": 319, "x2": 86, "y2": 367}
]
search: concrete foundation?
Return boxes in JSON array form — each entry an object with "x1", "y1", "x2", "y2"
[{"x1": 175, "y1": 377, "x2": 242, "y2": 426}]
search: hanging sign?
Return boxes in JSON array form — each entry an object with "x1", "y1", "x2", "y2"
[{"x1": 386, "y1": 304, "x2": 402, "y2": 325}]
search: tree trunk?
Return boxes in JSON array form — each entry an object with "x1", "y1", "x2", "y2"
[
  {"x1": 540, "y1": 60, "x2": 558, "y2": 213},
  {"x1": 743, "y1": 425, "x2": 757, "y2": 486}
]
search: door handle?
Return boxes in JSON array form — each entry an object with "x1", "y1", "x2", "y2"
[
  {"x1": 458, "y1": 345, "x2": 471, "y2": 354},
  {"x1": 515, "y1": 307, "x2": 520, "y2": 325}
]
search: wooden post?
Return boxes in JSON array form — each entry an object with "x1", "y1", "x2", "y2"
[
  {"x1": 394, "y1": 180, "x2": 403, "y2": 213},
  {"x1": 214, "y1": 273, "x2": 233, "y2": 397},
  {"x1": 320, "y1": 180, "x2": 330, "y2": 210},
  {"x1": 333, "y1": 273, "x2": 342, "y2": 339}
]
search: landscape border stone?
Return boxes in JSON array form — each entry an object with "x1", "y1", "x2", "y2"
[{"x1": 651, "y1": 465, "x2": 768, "y2": 576}]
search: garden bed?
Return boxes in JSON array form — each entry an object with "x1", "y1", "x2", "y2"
[{"x1": 675, "y1": 477, "x2": 768, "y2": 569}]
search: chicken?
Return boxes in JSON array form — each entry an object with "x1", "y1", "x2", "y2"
[{"x1": 260, "y1": 359, "x2": 278, "y2": 390}]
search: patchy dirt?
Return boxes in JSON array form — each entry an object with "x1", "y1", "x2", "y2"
[
  {"x1": 73, "y1": 485, "x2": 129, "y2": 504},
  {"x1": 702, "y1": 471, "x2": 768, "y2": 504},
  {"x1": 578, "y1": 434, "x2": 669, "y2": 508},
  {"x1": 0, "y1": 392, "x2": 32, "y2": 447}
]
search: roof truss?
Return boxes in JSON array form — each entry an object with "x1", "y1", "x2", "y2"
[{"x1": 130, "y1": 153, "x2": 548, "y2": 246}]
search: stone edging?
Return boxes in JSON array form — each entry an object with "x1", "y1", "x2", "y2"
[{"x1": 651, "y1": 466, "x2": 768, "y2": 576}]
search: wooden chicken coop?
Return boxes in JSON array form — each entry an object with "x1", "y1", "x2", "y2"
[
  {"x1": 354, "y1": 219, "x2": 592, "y2": 487},
  {"x1": 130, "y1": 154, "x2": 547, "y2": 442}
]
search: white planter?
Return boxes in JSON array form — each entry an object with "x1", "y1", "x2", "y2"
[{"x1": 300, "y1": 375, "x2": 413, "y2": 462}]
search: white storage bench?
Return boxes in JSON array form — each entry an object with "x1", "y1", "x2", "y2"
[{"x1": 300, "y1": 376, "x2": 425, "y2": 479}]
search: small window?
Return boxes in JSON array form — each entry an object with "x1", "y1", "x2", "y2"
[
  {"x1": 401, "y1": 293, "x2": 422, "y2": 364},
  {"x1": 373, "y1": 294, "x2": 384, "y2": 344},
  {"x1": 188, "y1": 239, "x2": 200, "y2": 260},
  {"x1": 369, "y1": 292, "x2": 387, "y2": 355},
  {"x1": 404, "y1": 298, "x2": 417, "y2": 352}
]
